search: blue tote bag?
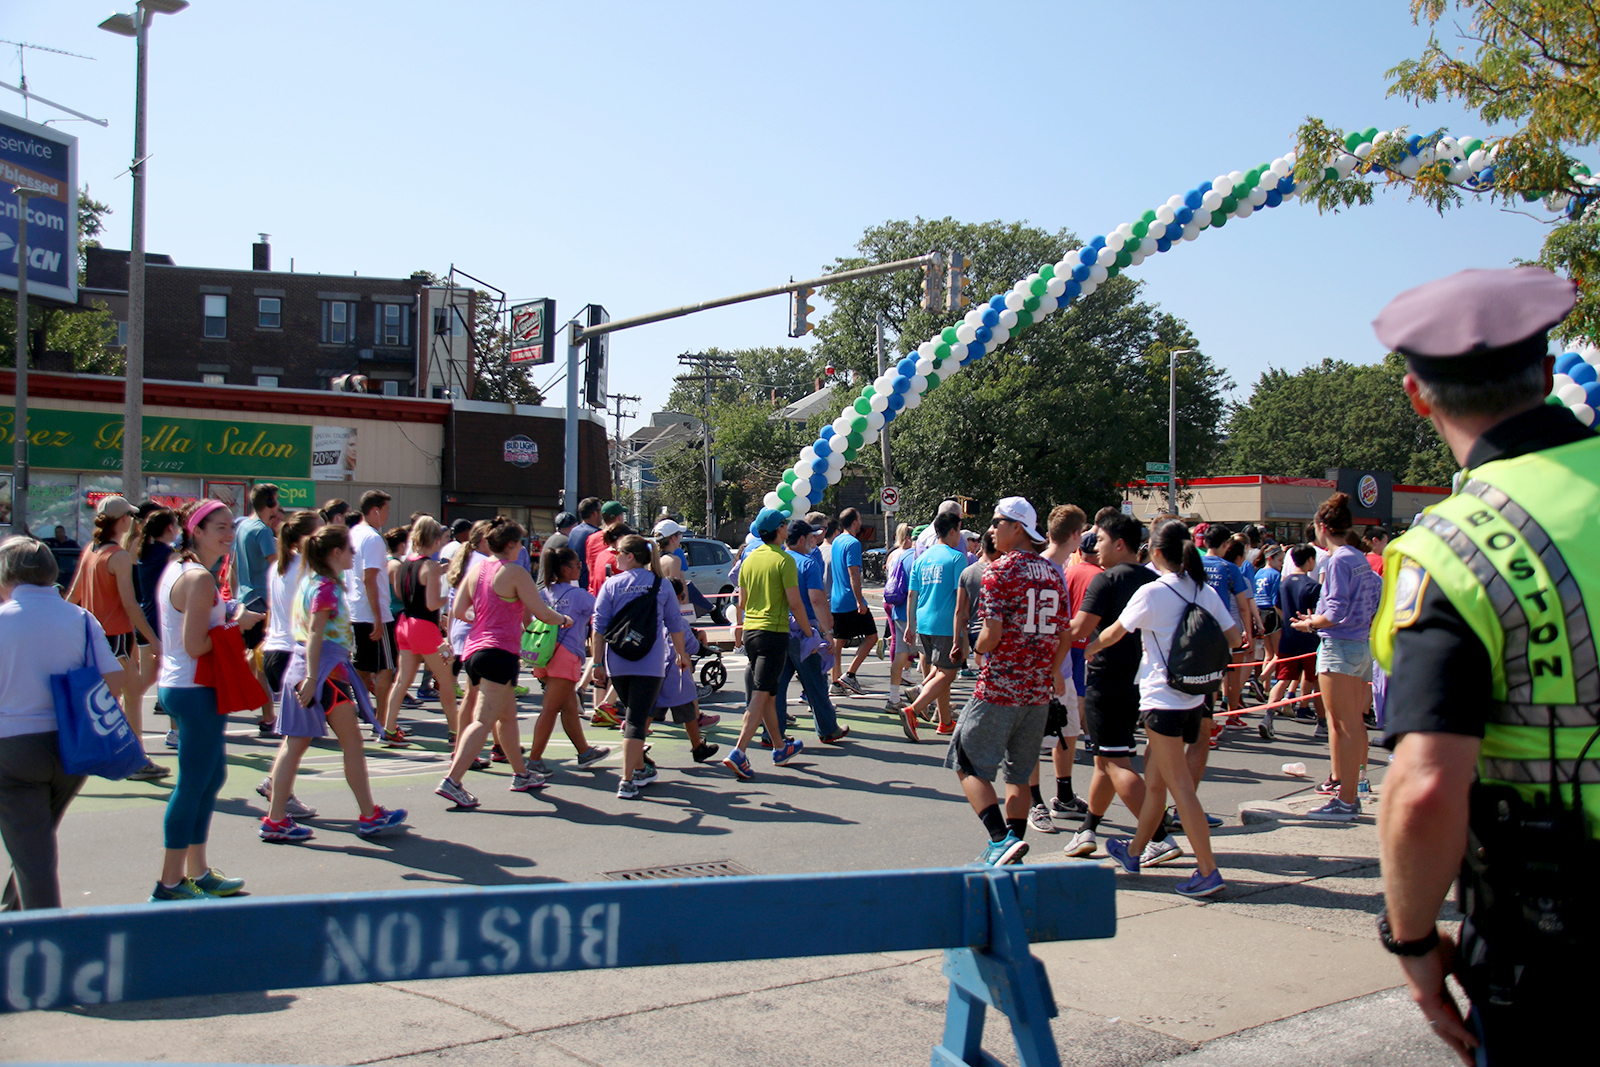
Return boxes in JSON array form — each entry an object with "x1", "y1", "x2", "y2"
[{"x1": 50, "y1": 614, "x2": 148, "y2": 779}]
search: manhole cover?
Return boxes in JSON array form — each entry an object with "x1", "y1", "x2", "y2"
[{"x1": 601, "y1": 859, "x2": 757, "y2": 881}]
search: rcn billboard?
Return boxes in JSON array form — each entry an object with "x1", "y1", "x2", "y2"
[{"x1": 0, "y1": 110, "x2": 79, "y2": 306}]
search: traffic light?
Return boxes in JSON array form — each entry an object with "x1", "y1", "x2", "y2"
[
  {"x1": 789, "y1": 286, "x2": 816, "y2": 337},
  {"x1": 921, "y1": 251, "x2": 946, "y2": 311},
  {"x1": 946, "y1": 251, "x2": 972, "y2": 312}
]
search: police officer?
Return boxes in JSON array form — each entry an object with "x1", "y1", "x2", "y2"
[{"x1": 1371, "y1": 267, "x2": 1597, "y2": 1064}]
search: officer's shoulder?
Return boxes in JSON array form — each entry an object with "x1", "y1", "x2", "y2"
[{"x1": 1391, "y1": 557, "x2": 1430, "y2": 629}]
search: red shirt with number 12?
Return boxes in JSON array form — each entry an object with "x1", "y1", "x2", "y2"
[{"x1": 976, "y1": 549, "x2": 1067, "y2": 706}]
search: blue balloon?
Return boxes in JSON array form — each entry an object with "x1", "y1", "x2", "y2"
[
  {"x1": 1174, "y1": 207, "x2": 1194, "y2": 225},
  {"x1": 818, "y1": 426, "x2": 836, "y2": 441},
  {"x1": 897, "y1": 357, "x2": 918, "y2": 377},
  {"x1": 1078, "y1": 247, "x2": 1097, "y2": 266},
  {"x1": 890, "y1": 375, "x2": 911, "y2": 394},
  {"x1": 1164, "y1": 222, "x2": 1185, "y2": 241},
  {"x1": 989, "y1": 294, "x2": 1008, "y2": 310},
  {"x1": 1478, "y1": 166, "x2": 1496, "y2": 184},
  {"x1": 1555, "y1": 351, "x2": 1584, "y2": 374},
  {"x1": 1585, "y1": 381, "x2": 1600, "y2": 407},
  {"x1": 1089, "y1": 235, "x2": 1107, "y2": 249},
  {"x1": 1156, "y1": 238, "x2": 1172, "y2": 253},
  {"x1": 1276, "y1": 175, "x2": 1295, "y2": 194},
  {"x1": 813, "y1": 437, "x2": 831, "y2": 457},
  {"x1": 1060, "y1": 279, "x2": 1081, "y2": 300},
  {"x1": 881, "y1": 406, "x2": 897, "y2": 424},
  {"x1": 809, "y1": 473, "x2": 827, "y2": 494},
  {"x1": 1184, "y1": 189, "x2": 1204, "y2": 209},
  {"x1": 1264, "y1": 190, "x2": 1283, "y2": 208},
  {"x1": 1406, "y1": 134, "x2": 1423, "y2": 155},
  {"x1": 1198, "y1": 180, "x2": 1213, "y2": 194},
  {"x1": 974, "y1": 325, "x2": 993, "y2": 344},
  {"x1": 1070, "y1": 264, "x2": 1090, "y2": 283},
  {"x1": 1569, "y1": 360, "x2": 1598, "y2": 386},
  {"x1": 810, "y1": 456, "x2": 829, "y2": 474},
  {"x1": 981, "y1": 307, "x2": 1000, "y2": 327}
]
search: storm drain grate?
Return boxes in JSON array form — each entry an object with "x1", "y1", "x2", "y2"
[{"x1": 602, "y1": 859, "x2": 757, "y2": 881}]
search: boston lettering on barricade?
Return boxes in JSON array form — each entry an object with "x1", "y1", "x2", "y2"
[{"x1": 0, "y1": 408, "x2": 311, "y2": 480}]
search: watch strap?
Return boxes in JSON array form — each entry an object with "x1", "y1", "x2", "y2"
[{"x1": 1377, "y1": 912, "x2": 1441, "y2": 956}]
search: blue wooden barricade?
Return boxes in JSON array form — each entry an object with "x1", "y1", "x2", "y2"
[{"x1": 0, "y1": 864, "x2": 1114, "y2": 1067}]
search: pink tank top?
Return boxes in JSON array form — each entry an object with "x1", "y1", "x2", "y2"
[{"x1": 463, "y1": 558, "x2": 523, "y2": 657}]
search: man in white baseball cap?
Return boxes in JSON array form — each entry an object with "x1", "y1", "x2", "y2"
[{"x1": 653, "y1": 518, "x2": 727, "y2": 625}]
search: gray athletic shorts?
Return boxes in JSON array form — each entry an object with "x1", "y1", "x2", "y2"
[
  {"x1": 942, "y1": 696, "x2": 1047, "y2": 785},
  {"x1": 918, "y1": 633, "x2": 958, "y2": 671}
]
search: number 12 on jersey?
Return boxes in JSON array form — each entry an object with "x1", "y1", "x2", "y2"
[{"x1": 1022, "y1": 588, "x2": 1059, "y2": 634}]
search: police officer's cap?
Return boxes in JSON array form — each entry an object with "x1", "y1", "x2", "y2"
[{"x1": 1372, "y1": 267, "x2": 1577, "y2": 383}]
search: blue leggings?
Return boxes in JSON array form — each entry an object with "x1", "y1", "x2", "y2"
[{"x1": 159, "y1": 686, "x2": 228, "y2": 850}]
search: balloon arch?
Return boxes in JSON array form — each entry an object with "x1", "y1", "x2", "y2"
[{"x1": 763, "y1": 128, "x2": 1600, "y2": 519}]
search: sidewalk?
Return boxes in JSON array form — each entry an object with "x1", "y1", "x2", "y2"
[{"x1": 4, "y1": 802, "x2": 1460, "y2": 1066}]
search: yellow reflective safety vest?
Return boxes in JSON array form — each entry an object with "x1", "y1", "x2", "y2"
[{"x1": 1371, "y1": 435, "x2": 1600, "y2": 836}]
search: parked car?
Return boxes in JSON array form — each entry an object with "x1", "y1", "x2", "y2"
[
  {"x1": 681, "y1": 535, "x2": 736, "y2": 599},
  {"x1": 862, "y1": 547, "x2": 888, "y2": 583}
]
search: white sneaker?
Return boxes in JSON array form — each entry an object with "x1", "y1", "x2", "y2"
[
  {"x1": 1141, "y1": 838, "x2": 1184, "y2": 866},
  {"x1": 164, "y1": 729, "x2": 179, "y2": 749},
  {"x1": 509, "y1": 770, "x2": 548, "y2": 792},
  {"x1": 1027, "y1": 803, "x2": 1058, "y2": 834},
  {"x1": 1063, "y1": 829, "x2": 1096, "y2": 857}
]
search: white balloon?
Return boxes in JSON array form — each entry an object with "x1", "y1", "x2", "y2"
[
  {"x1": 948, "y1": 342, "x2": 968, "y2": 360},
  {"x1": 1056, "y1": 257, "x2": 1079, "y2": 278},
  {"x1": 1140, "y1": 236, "x2": 1158, "y2": 255},
  {"x1": 1228, "y1": 169, "x2": 1246, "y2": 186},
  {"x1": 1087, "y1": 264, "x2": 1108, "y2": 284},
  {"x1": 1097, "y1": 246, "x2": 1118, "y2": 267},
  {"x1": 1285, "y1": 149, "x2": 1298, "y2": 166},
  {"x1": 955, "y1": 323, "x2": 977, "y2": 343},
  {"x1": 869, "y1": 393, "x2": 889, "y2": 412},
  {"x1": 1397, "y1": 155, "x2": 1422, "y2": 177},
  {"x1": 866, "y1": 410, "x2": 885, "y2": 430},
  {"x1": 825, "y1": 466, "x2": 843, "y2": 485},
  {"x1": 1114, "y1": 222, "x2": 1135, "y2": 240},
  {"x1": 1553, "y1": 372, "x2": 1575, "y2": 391},
  {"x1": 1195, "y1": 211, "x2": 1212, "y2": 229},
  {"x1": 1166, "y1": 194, "x2": 1186, "y2": 210},
  {"x1": 916, "y1": 357, "x2": 935, "y2": 376},
  {"x1": 963, "y1": 309, "x2": 986, "y2": 328},
  {"x1": 1128, "y1": 251, "x2": 1145, "y2": 267},
  {"x1": 1269, "y1": 158, "x2": 1291, "y2": 178},
  {"x1": 912, "y1": 373, "x2": 928, "y2": 392},
  {"x1": 1015, "y1": 276, "x2": 1036, "y2": 294},
  {"x1": 1437, "y1": 135, "x2": 1458, "y2": 155},
  {"x1": 790, "y1": 495, "x2": 810, "y2": 513},
  {"x1": 1213, "y1": 175, "x2": 1234, "y2": 197},
  {"x1": 793, "y1": 461, "x2": 811, "y2": 481},
  {"x1": 1249, "y1": 187, "x2": 1269, "y2": 206},
  {"x1": 1035, "y1": 295, "x2": 1058, "y2": 314},
  {"x1": 998, "y1": 308, "x2": 1018, "y2": 329},
  {"x1": 799, "y1": 446, "x2": 817, "y2": 464},
  {"x1": 1354, "y1": 141, "x2": 1374, "y2": 160},
  {"x1": 1105, "y1": 231, "x2": 1127, "y2": 252},
  {"x1": 902, "y1": 390, "x2": 922, "y2": 410},
  {"x1": 1467, "y1": 149, "x2": 1488, "y2": 171},
  {"x1": 859, "y1": 427, "x2": 878, "y2": 445},
  {"x1": 1201, "y1": 189, "x2": 1223, "y2": 211},
  {"x1": 988, "y1": 328, "x2": 1010, "y2": 345},
  {"x1": 1046, "y1": 276, "x2": 1066, "y2": 298},
  {"x1": 827, "y1": 450, "x2": 845, "y2": 471},
  {"x1": 1235, "y1": 201, "x2": 1254, "y2": 219},
  {"x1": 1558, "y1": 382, "x2": 1588, "y2": 405},
  {"x1": 917, "y1": 341, "x2": 937, "y2": 360},
  {"x1": 1582, "y1": 348, "x2": 1600, "y2": 367},
  {"x1": 1004, "y1": 291, "x2": 1026, "y2": 311},
  {"x1": 1155, "y1": 204, "x2": 1175, "y2": 225},
  {"x1": 1448, "y1": 162, "x2": 1474, "y2": 184},
  {"x1": 1183, "y1": 222, "x2": 1201, "y2": 240},
  {"x1": 763, "y1": 491, "x2": 783, "y2": 509},
  {"x1": 1334, "y1": 155, "x2": 1357, "y2": 180},
  {"x1": 1077, "y1": 280, "x2": 1098, "y2": 298},
  {"x1": 1572, "y1": 402, "x2": 1596, "y2": 427}
]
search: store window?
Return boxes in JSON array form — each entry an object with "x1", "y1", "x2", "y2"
[
  {"x1": 203, "y1": 294, "x2": 227, "y2": 338},
  {"x1": 258, "y1": 297, "x2": 281, "y2": 328}
]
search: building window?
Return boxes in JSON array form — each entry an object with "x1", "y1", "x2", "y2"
[
  {"x1": 377, "y1": 303, "x2": 409, "y2": 346},
  {"x1": 321, "y1": 300, "x2": 355, "y2": 344},
  {"x1": 258, "y1": 297, "x2": 281, "y2": 328},
  {"x1": 115, "y1": 321, "x2": 128, "y2": 347},
  {"x1": 201, "y1": 373, "x2": 225, "y2": 385},
  {"x1": 256, "y1": 375, "x2": 278, "y2": 388},
  {"x1": 432, "y1": 307, "x2": 464, "y2": 336},
  {"x1": 382, "y1": 380, "x2": 400, "y2": 397},
  {"x1": 203, "y1": 294, "x2": 227, "y2": 338}
]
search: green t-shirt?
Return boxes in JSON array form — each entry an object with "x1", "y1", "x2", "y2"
[{"x1": 739, "y1": 541, "x2": 799, "y2": 633}]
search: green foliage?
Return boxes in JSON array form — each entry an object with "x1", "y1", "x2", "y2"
[
  {"x1": 0, "y1": 187, "x2": 120, "y2": 375},
  {"x1": 1295, "y1": 0, "x2": 1600, "y2": 343},
  {"x1": 1223, "y1": 352, "x2": 1456, "y2": 485},
  {"x1": 812, "y1": 218, "x2": 1230, "y2": 519}
]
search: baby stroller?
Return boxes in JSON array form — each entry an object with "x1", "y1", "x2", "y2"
[{"x1": 694, "y1": 638, "x2": 727, "y2": 702}]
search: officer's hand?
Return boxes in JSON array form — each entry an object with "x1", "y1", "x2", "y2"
[{"x1": 1399, "y1": 931, "x2": 1477, "y2": 1065}]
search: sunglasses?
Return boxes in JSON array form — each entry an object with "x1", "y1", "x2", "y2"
[{"x1": 989, "y1": 516, "x2": 1017, "y2": 528}]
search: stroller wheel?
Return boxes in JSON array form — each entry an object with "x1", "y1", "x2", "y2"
[{"x1": 699, "y1": 658, "x2": 728, "y2": 694}]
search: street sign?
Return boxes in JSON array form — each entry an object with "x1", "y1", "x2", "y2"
[
  {"x1": 880, "y1": 485, "x2": 899, "y2": 509},
  {"x1": 508, "y1": 298, "x2": 555, "y2": 365},
  {"x1": 1145, "y1": 473, "x2": 1170, "y2": 485},
  {"x1": 1145, "y1": 462, "x2": 1171, "y2": 473}
]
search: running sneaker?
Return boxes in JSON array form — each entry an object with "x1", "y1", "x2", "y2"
[
  {"x1": 935, "y1": 721, "x2": 956, "y2": 735},
  {"x1": 1141, "y1": 838, "x2": 1184, "y2": 867},
  {"x1": 977, "y1": 832, "x2": 1029, "y2": 866},
  {"x1": 358, "y1": 805, "x2": 409, "y2": 836},
  {"x1": 1049, "y1": 796, "x2": 1088, "y2": 817},
  {"x1": 819, "y1": 728, "x2": 850, "y2": 744},
  {"x1": 831, "y1": 682, "x2": 853, "y2": 697},
  {"x1": 576, "y1": 745, "x2": 612, "y2": 769},
  {"x1": 838, "y1": 674, "x2": 866, "y2": 696},
  {"x1": 1246, "y1": 676, "x2": 1266, "y2": 703},
  {"x1": 722, "y1": 748, "x2": 754, "y2": 779},
  {"x1": 1027, "y1": 804, "x2": 1058, "y2": 834},
  {"x1": 1305, "y1": 798, "x2": 1361, "y2": 822},
  {"x1": 1294, "y1": 706, "x2": 1318, "y2": 723},
  {"x1": 695, "y1": 712, "x2": 721, "y2": 729},
  {"x1": 127, "y1": 761, "x2": 171, "y2": 782},
  {"x1": 903, "y1": 685, "x2": 922, "y2": 706},
  {"x1": 1062, "y1": 829, "x2": 1097, "y2": 857},
  {"x1": 773, "y1": 738, "x2": 804, "y2": 765},
  {"x1": 617, "y1": 780, "x2": 640, "y2": 800},
  {"x1": 255, "y1": 776, "x2": 318, "y2": 819},
  {"x1": 591, "y1": 704, "x2": 621, "y2": 728},
  {"x1": 164, "y1": 728, "x2": 179, "y2": 749},
  {"x1": 958, "y1": 668, "x2": 978, "y2": 680},
  {"x1": 1174, "y1": 868, "x2": 1226, "y2": 898},
  {"x1": 259, "y1": 817, "x2": 313, "y2": 843},
  {"x1": 691, "y1": 742, "x2": 721, "y2": 762},
  {"x1": 149, "y1": 877, "x2": 214, "y2": 902},
  {"x1": 1313, "y1": 721, "x2": 1328, "y2": 740},
  {"x1": 400, "y1": 695, "x2": 422, "y2": 710},
  {"x1": 900, "y1": 706, "x2": 920, "y2": 743},
  {"x1": 1166, "y1": 804, "x2": 1224, "y2": 829},
  {"x1": 380, "y1": 730, "x2": 413, "y2": 749},
  {"x1": 1258, "y1": 718, "x2": 1276, "y2": 742},
  {"x1": 258, "y1": 719, "x2": 277, "y2": 738},
  {"x1": 528, "y1": 759, "x2": 556, "y2": 776},
  {"x1": 193, "y1": 868, "x2": 246, "y2": 896},
  {"x1": 1314, "y1": 776, "x2": 1341, "y2": 796},
  {"x1": 416, "y1": 685, "x2": 438, "y2": 700},
  {"x1": 490, "y1": 743, "x2": 508, "y2": 763},
  {"x1": 509, "y1": 770, "x2": 548, "y2": 792},
  {"x1": 631, "y1": 764, "x2": 659, "y2": 787},
  {"x1": 435, "y1": 777, "x2": 481, "y2": 808},
  {"x1": 470, "y1": 756, "x2": 490, "y2": 771},
  {"x1": 1104, "y1": 837, "x2": 1141, "y2": 875},
  {"x1": 914, "y1": 703, "x2": 936, "y2": 723}
]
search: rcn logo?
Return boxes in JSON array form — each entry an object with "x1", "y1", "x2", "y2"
[{"x1": 87, "y1": 682, "x2": 130, "y2": 740}]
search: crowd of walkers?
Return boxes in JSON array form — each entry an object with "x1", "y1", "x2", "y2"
[{"x1": 0, "y1": 478, "x2": 1383, "y2": 909}]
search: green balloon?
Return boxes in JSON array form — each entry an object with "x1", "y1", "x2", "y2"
[
  {"x1": 1014, "y1": 310, "x2": 1034, "y2": 328},
  {"x1": 1023, "y1": 296, "x2": 1040, "y2": 312},
  {"x1": 1115, "y1": 249, "x2": 1132, "y2": 269},
  {"x1": 1029, "y1": 278, "x2": 1047, "y2": 297},
  {"x1": 1132, "y1": 220, "x2": 1149, "y2": 238},
  {"x1": 863, "y1": 385, "x2": 875, "y2": 398},
  {"x1": 1141, "y1": 209, "x2": 1158, "y2": 223},
  {"x1": 942, "y1": 326, "x2": 960, "y2": 344},
  {"x1": 1323, "y1": 165, "x2": 1339, "y2": 181},
  {"x1": 1105, "y1": 265, "x2": 1120, "y2": 278},
  {"x1": 850, "y1": 415, "x2": 867, "y2": 433},
  {"x1": 843, "y1": 446, "x2": 858, "y2": 461},
  {"x1": 931, "y1": 358, "x2": 946, "y2": 373},
  {"x1": 935, "y1": 343, "x2": 952, "y2": 360},
  {"x1": 1039, "y1": 264, "x2": 1055, "y2": 280},
  {"x1": 1221, "y1": 196, "x2": 1238, "y2": 214},
  {"x1": 777, "y1": 484, "x2": 795, "y2": 501},
  {"x1": 1547, "y1": 392, "x2": 1566, "y2": 405},
  {"x1": 847, "y1": 432, "x2": 864, "y2": 448},
  {"x1": 782, "y1": 469, "x2": 797, "y2": 483},
  {"x1": 1211, "y1": 211, "x2": 1227, "y2": 228},
  {"x1": 926, "y1": 372, "x2": 941, "y2": 390},
  {"x1": 854, "y1": 398, "x2": 871, "y2": 415}
]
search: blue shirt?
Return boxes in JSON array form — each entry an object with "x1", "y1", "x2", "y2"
[
  {"x1": 1202, "y1": 553, "x2": 1249, "y2": 627},
  {"x1": 829, "y1": 532, "x2": 863, "y2": 612},
  {"x1": 787, "y1": 548, "x2": 824, "y2": 623},
  {"x1": 910, "y1": 543, "x2": 964, "y2": 637},
  {"x1": 568, "y1": 522, "x2": 599, "y2": 586},
  {"x1": 1253, "y1": 566, "x2": 1282, "y2": 609},
  {"x1": 232, "y1": 515, "x2": 275, "y2": 607}
]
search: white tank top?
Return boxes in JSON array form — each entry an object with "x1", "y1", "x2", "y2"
[
  {"x1": 158, "y1": 560, "x2": 227, "y2": 688},
  {"x1": 263, "y1": 557, "x2": 300, "y2": 653}
]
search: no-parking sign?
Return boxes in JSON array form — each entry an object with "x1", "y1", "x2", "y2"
[{"x1": 880, "y1": 486, "x2": 899, "y2": 511}]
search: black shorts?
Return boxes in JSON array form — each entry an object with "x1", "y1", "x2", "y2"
[
  {"x1": 106, "y1": 632, "x2": 134, "y2": 660},
  {"x1": 613, "y1": 674, "x2": 664, "y2": 741},
  {"x1": 241, "y1": 597, "x2": 268, "y2": 651},
  {"x1": 1084, "y1": 677, "x2": 1140, "y2": 757},
  {"x1": 833, "y1": 607, "x2": 876, "y2": 641},
  {"x1": 1141, "y1": 705, "x2": 1203, "y2": 745},
  {"x1": 743, "y1": 629, "x2": 789, "y2": 694},
  {"x1": 465, "y1": 647, "x2": 520, "y2": 687},
  {"x1": 135, "y1": 630, "x2": 151, "y2": 649},
  {"x1": 262, "y1": 650, "x2": 292, "y2": 694},
  {"x1": 450, "y1": 656, "x2": 464, "y2": 678},
  {"x1": 352, "y1": 620, "x2": 397, "y2": 674},
  {"x1": 1257, "y1": 606, "x2": 1281, "y2": 636}
]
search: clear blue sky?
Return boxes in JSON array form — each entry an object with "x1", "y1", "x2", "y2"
[{"x1": 8, "y1": 1, "x2": 1565, "y2": 435}]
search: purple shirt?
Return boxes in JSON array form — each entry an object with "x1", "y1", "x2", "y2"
[
  {"x1": 656, "y1": 627, "x2": 702, "y2": 708},
  {"x1": 541, "y1": 582, "x2": 595, "y2": 661},
  {"x1": 591, "y1": 567, "x2": 687, "y2": 677},
  {"x1": 1315, "y1": 544, "x2": 1381, "y2": 641}
]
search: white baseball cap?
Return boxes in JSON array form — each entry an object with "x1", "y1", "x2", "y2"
[
  {"x1": 994, "y1": 496, "x2": 1044, "y2": 543},
  {"x1": 653, "y1": 519, "x2": 687, "y2": 538}
]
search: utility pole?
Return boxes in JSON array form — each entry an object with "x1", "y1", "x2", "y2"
[
  {"x1": 875, "y1": 312, "x2": 893, "y2": 491},
  {"x1": 676, "y1": 353, "x2": 735, "y2": 537},
  {"x1": 605, "y1": 391, "x2": 640, "y2": 497}
]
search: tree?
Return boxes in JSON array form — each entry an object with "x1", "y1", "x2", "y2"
[
  {"x1": 1296, "y1": 0, "x2": 1600, "y2": 341},
  {"x1": 808, "y1": 217, "x2": 1231, "y2": 519},
  {"x1": 1223, "y1": 352, "x2": 1457, "y2": 485},
  {"x1": 411, "y1": 269, "x2": 542, "y2": 404},
  {"x1": 1, "y1": 187, "x2": 121, "y2": 374}
]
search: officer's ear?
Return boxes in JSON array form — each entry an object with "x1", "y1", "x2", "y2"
[{"x1": 1401, "y1": 373, "x2": 1431, "y2": 419}]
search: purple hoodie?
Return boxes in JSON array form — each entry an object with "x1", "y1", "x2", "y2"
[{"x1": 1315, "y1": 544, "x2": 1381, "y2": 641}]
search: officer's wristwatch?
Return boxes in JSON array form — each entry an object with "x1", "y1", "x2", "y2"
[{"x1": 1377, "y1": 912, "x2": 1440, "y2": 956}]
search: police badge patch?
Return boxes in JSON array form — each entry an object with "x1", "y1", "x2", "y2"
[{"x1": 1392, "y1": 558, "x2": 1429, "y2": 628}]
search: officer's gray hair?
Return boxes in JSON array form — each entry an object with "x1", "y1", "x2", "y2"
[
  {"x1": 1411, "y1": 359, "x2": 1547, "y2": 420},
  {"x1": 0, "y1": 536, "x2": 59, "y2": 588}
]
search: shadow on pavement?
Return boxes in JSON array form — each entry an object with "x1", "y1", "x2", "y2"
[{"x1": 72, "y1": 989, "x2": 297, "y2": 1021}]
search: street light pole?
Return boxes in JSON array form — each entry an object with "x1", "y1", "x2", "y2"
[
  {"x1": 10, "y1": 186, "x2": 36, "y2": 533},
  {"x1": 100, "y1": 0, "x2": 188, "y2": 503},
  {"x1": 1168, "y1": 348, "x2": 1194, "y2": 516}
]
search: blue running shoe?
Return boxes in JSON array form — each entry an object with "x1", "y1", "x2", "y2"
[
  {"x1": 1104, "y1": 837, "x2": 1141, "y2": 875},
  {"x1": 773, "y1": 738, "x2": 803, "y2": 765},
  {"x1": 357, "y1": 805, "x2": 409, "y2": 836},
  {"x1": 1175, "y1": 868, "x2": 1226, "y2": 898},
  {"x1": 722, "y1": 748, "x2": 754, "y2": 779},
  {"x1": 192, "y1": 868, "x2": 245, "y2": 896},
  {"x1": 976, "y1": 832, "x2": 1029, "y2": 866}
]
